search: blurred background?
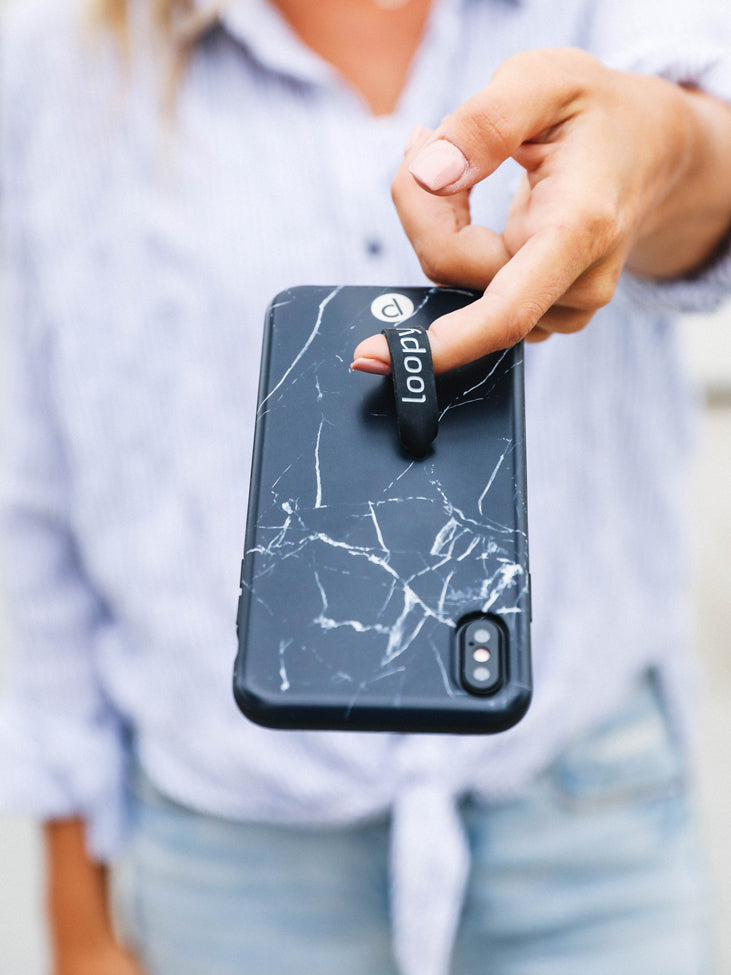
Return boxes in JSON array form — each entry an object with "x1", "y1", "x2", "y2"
[{"x1": 0, "y1": 0, "x2": 729, "y2": 969}]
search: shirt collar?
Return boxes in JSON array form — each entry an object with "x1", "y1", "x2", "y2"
[
  {"x1": 195, "y1": 0, "x2": 346, "y2": 86},
  {"x1": 195, "y1": 0, "x2": 522, "y2": 89}
]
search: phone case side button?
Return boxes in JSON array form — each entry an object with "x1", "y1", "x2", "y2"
[{"x1": 236, "y1": 592, "x2": 244, "y2": 640}]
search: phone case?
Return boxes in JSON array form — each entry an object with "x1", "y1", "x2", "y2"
[{"x1": 234, "y1": 286, "x2": 531, "y2": 734}]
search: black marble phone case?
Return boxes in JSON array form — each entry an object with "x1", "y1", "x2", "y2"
[{"x1": 234, "y1": 286, "x2": 531, "y2": 733}]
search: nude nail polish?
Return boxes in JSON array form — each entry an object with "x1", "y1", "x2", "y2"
[
  {"x1": 351, "y1": 358, "x2": 392, "y2": 376},
  {"x1": 409, "y1": 139, "x2": 467, "y2": 191}
]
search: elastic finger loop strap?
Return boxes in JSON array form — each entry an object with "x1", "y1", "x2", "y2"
[{"x1": 382, "y1": 326, "x2": 439, "y2": 458}]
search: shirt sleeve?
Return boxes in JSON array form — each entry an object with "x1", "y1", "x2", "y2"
[
  {"x1": 586, "y1": 0, "x2": 731, "y2": 314},
  {"x1": 0, "y1": 6, "x2": 128, "y2": 861}
]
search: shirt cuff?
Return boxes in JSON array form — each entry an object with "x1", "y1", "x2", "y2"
[
  {"x1": 0, "y1": 701, "x2": 129, "y2": 860},
  {"x1": 621, "y1": 238, "x2": 731, "y2": 316}
]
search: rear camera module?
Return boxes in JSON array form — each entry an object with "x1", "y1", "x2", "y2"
[{"x1": 456, "y1": 617, "x2": 505, "y2": 695}]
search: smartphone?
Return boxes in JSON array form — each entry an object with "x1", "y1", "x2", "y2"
[{"x1": 233, "y1": 286, "x2": 531, "y2": 734}]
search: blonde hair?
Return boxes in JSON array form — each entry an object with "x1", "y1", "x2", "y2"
[
  {"x1": 88, "y1": 0, "x2": 225, "y2": 48},
  {"x1": 88, "y1": 0, "x2": 222, "y2": 105}
]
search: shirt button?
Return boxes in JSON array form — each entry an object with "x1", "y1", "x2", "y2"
[{"x1": 365, "y1": 238, "x2": 384, "y2": 258}]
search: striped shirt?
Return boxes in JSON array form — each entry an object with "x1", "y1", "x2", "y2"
[{"x1": 1, "y1": 0, "x2": 730, "y2": 972}]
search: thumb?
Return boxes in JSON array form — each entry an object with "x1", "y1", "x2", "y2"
[{"x1": 409, "y1": 48, "x2": 590, "y2": 194}]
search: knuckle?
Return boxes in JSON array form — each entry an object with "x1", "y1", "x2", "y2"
[
  {"x1": 489, "y1": 289, "x2": 551, "y2": 343},
  {"x1": 551, "y1": 46, "x2": 602, "y2": 76},
  {"x1": 498, "y1": 48, "x2": 551, "y2": 79},
  {"x1": 574, "y1": 263, "x2": 623, "y2": 311},
  {"x1": 427, "y1": 317, "x2": 451, "y2": 347},
  {"x1": 549, "y1": 47, "x2": 605, "y2": 93},
  {"x1": 565, "y1": 310, "x2": 593, "y2": 332},
  {"x1": 414, "y1": 228, "x2": 474, "y2": 285},
  {"x1": 569, "y1": 202, "x2": 624, "y2": 260},
  {"x1": 514, "y1": 294, "x2": 554, "y2": 334},
  {"x1": 459, "y1": 99, "x2": 517, "y2": 158},
  {"x1": 527, "y1": 327, "x2": 553, "y2": 344},
  {"x1": 499, "y1": 47, "x2": 600, "y2": 94},
  {"x1": 419, "y1": 252, "x2": 455, "y2": 286},
  {"x1": 591, "y1": 274, "x2": 619, "y2": 309}
]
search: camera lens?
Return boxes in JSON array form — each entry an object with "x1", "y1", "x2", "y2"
[{"x1": 457, "y1": 616, "x2": 504, "y2": 696}]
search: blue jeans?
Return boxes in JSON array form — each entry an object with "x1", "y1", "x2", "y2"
[{"x1": 115, "y1": 676, "x2": 713, "y2": 975}]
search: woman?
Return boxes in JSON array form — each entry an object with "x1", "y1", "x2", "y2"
[{"x1": 1, "y1": 0, "x2": 730, "y2": 973}]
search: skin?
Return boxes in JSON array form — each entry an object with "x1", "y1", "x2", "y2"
[
  {"x1": 263, "y1": 0, "x2": 434, "y2": 115},
  {"x1": 45, "y1": 4, "x2": 731, "y2": 973},
  {"x1": 45, "y1": 819, "x2": 142, "y2": 975},
  {"x1": 351, "y1": 48, "x2": 731, "y2": 374}
]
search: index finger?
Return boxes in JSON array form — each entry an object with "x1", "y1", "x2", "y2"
[
  {"x1": 352, "y1": 223, "x2": 587, "y2": 375},
  {"x1": 426, "y1": 224, "x2": 589, "y2": 371}
]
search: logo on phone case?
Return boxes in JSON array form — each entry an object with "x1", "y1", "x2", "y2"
[
  {"x1": 393, "y1": 327, "x2": 429, "y2": 403},
  {"x1": 370, "y1": 293, "x2": 415, "y2": 324}
]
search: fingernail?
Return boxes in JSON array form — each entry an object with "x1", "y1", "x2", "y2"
[
  {"x1": 351, "y1": 357, "x2": 392, "y2": 376},
  {"x1": 409, "y1": 139, "x2": 467, "y2": 191}
]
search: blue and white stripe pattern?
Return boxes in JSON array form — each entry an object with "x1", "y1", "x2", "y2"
[{"x1": 1, "y1": 0, "x2": 730, "y2": 972}]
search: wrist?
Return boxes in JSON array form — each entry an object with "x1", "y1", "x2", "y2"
[
  {"x1": 45, "y1": 819, "x2": 115, "y2": 956},
  {"x1": 629, "y1": 82, "x2": 731, "y2": 278}
]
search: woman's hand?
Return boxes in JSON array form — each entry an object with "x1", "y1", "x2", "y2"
[
  {"x1": 46, "y1": 819, "x2": 146, "y2": 975},
  {"x1": 351, "y1": 48, "x2": 731, "y2": 374}
]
